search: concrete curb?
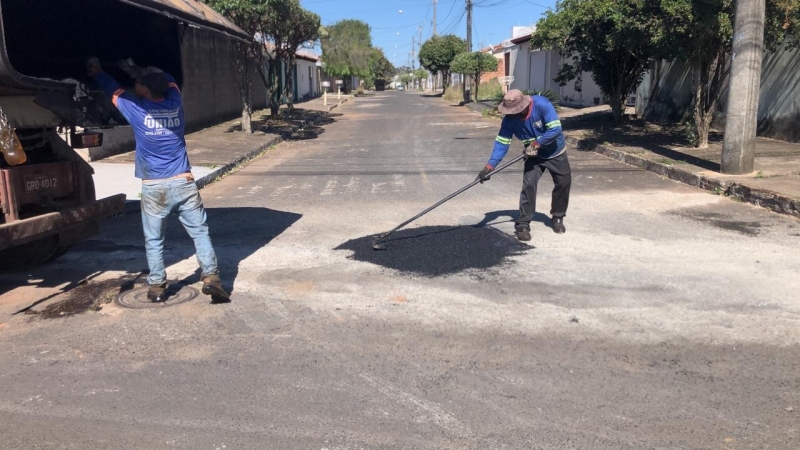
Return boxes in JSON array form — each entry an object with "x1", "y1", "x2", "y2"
[
  {"x1": 463, "y1": 101, "x2": 498, "y2": 115},
  {"x1": 566, "y1": 135, "x2": 800, "y2": 219},
  {"x1": 194, "y1": 135, "x2": 283, "y2": 191},
  {"x1": 326, "y1": 96, "x2": 350, "y2": 112}
]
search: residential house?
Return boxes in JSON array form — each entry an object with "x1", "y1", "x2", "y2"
[
  {"x1": 294, "y1": 51, "x2": 321, "y2": 102},
  {"x1": 483, "y1": 27, "x2": 605, "y2": 107}
]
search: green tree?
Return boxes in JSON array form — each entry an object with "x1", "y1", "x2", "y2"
[
  {"x1": 531, "y1": 0, "x2": 664, "y2": 126},
  {"x1": 450, "y1": 51, "x2": 498, "y2": 101},
  {"x1": 414, "y1": 68, "x2": 429, "y2": 90},
  {"x1": 204, "y1": 0, "x2": 272, "y2": 132},
  {"x1": 254, "y1": 0, "x2": 320, "y2": 114},
  {"x1": 657, "y1": 0, "x2": 800, "y2": 147},
  {"x1": 418, "y1": 34, "x2": 466, "y2": 90},
  {"x1": 365, "y1": 48, "x2": 394, "y2": 89},
  {"x1": 206, "y1": 0, "x2": 318, "y2": 119},
  {"x1": 277, "y1": 2, "x2": 320, "y2": 110},
  {"x1": 320, "y1": 19, "x2": 374, "y2": 91},
  {"x1": 399, "y1": 74, "x2": 413, "y2": 89}
]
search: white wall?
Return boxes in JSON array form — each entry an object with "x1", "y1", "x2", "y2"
[
  {"x1": 295, "y1": 58, "x2": 319, "y2": 100},
  {"x1": 527, "y1": 49, "x2": 561, "y2": 93},
  {"x1": 558, "y1": 66, "x2": 603, "y2": 107},
  {"x1": 508, "y1": 43, "x2": 525, "y2": 91},
  {"x1": 504, "y1": 42, "x2": 603, "y2": 106}
]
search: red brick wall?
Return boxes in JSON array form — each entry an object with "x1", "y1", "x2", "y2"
[{"x1": 481, "y1": 56, "x2": 505, "y2": 84}]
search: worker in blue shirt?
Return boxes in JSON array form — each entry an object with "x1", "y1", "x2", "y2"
[
  {"x1": 477, "y1": 89, "x2": 572, "y2": 241},
  {"x1": 88, "y1": 57, "x2": 229, "y2": 303}
]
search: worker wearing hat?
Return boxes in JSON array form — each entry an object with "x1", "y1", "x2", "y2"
[
  {"x1": 477, "y1": 89, "x2": 571, "y2": 240},
  {"x1": 87, "y1": 57, "x2": 229, "y2": 303}
]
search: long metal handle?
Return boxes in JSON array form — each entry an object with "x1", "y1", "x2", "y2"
[{"x1": 376, "y1": 153, "x2": 526, "y2": 241}]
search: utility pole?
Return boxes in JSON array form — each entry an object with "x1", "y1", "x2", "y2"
[
  {"x1": 464, "y1": 0, "x2": 473, "y2": 102},
  {"x1": 412, "y1": 36, "x2": 415, "y2": 69},
  {"x1": 721, "y1": 0, "x2": 766, "y2": 174},
  {"x1": 432, "y1": 0, "x2": 438, "y2": 36}
]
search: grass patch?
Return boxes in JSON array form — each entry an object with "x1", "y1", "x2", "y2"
[
  {"x1": 476, "y1": 79, "x2": 503, "y2": 102},
  {"x1": 443, "y1": 85, "x2": 464, "y2": 104},
  {"x1": 481, "y1": 108, "x2": 501, "y2": 119}
]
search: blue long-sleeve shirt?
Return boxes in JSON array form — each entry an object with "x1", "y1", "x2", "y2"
[
  {"x1": 487, "y1": 95, "x2": 566, "y2": 168},
  {"x1": 93, "y1": 72, "x2": 191, "y2": 180}
]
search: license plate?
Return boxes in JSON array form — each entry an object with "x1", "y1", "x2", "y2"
[{"x1": 24, "y1": 174, "x2": 59, "y2": 193}]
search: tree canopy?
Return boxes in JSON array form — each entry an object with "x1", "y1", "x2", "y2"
[
  {"x1": 362, "y1": 47, "x2": 394, "y2": 90},
  {"x1": 418, "y1": 34, "x2": 466, "y2": 90},
  {"x1": 320, "y1": 19, "x2": 374, "y2": 79},
  {"x1": 531, "y1": 0, "x2": 664, "y2": 126},
  {"x1": 205, "y1": 0, "x2": 320, "y2": 117},
  {"x1": 653, "y1": 0, "x2": 800, "y2": 147},
  {"x1": 450, "y1": 51, "x2": 498, "y2": 100},
  {"x1": 532, "y1": 0, "x2": 800, "y2": 140}
]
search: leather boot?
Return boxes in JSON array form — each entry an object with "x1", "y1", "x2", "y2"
[
  {"x1": 552, "y1": 217, "x2": 566, "y2": 234},
  {"x1": 202, "y1": 274, "x2": 230, "y2": 302},
  {"x1": 147, "y1": 283, "x2": 167, "y2": 302},
  {"x1": 515, "y1": 227, "x2": 532, "y2": 242}
]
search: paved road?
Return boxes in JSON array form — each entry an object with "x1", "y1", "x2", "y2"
[{"x1": 1, "y1": 92, "x2": 799, "y2": 449}]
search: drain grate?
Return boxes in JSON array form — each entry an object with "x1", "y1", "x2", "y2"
[{"x1": 115, "y1": 284, "x2": 199, "y2": 309}]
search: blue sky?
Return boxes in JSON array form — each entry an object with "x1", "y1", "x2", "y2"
[{"x1": 300, "y1": 0, "x2": 556, "y2": 68}]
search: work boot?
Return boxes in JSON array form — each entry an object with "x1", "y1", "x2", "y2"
[
  {"x1": 515, "y1": 227, "x2": 532, "y2": 242},
  {"x1": 147, "y1": 283, "x2": 167, "y2": 302},
  {"x1": 552, "y1": 217, "x2": 566, "y2": 234},
  {"x1": 202, "y1": 274, "x2": 230, "y2": 303}
]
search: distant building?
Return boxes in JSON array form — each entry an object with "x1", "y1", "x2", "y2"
[{"x1": 481, "y1": 30, "x2": 604, "y2": 107}]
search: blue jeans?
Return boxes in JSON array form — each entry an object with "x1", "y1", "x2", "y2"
[{"x1": 141, "y1": 178, "x2": 218, "y2": 286}]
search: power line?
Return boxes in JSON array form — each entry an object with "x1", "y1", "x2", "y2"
[
  {"x1": 438, "y1": 0, "x2": 459, "y2": 30},
  {"x1": 442, "y1": 8, "x2": 466, "y2": 35}
]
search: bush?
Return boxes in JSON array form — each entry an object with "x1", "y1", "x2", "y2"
[{"x1": 522, "y1": 89, "x2": 559, "y2": 105}]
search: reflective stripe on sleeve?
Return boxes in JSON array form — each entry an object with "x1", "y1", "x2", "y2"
[
  {"x1": 495, "y1": 136, "x2": 511, "y2": 145},
  {"x1": 545, "y1": 120, "x2": 562, "y2": 128}
]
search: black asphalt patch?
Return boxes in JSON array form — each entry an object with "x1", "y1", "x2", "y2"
[
  {"x1": 677, "y1": 211, "x2": 764, "y2": 236},
  {"x1": 336, "y1": 225, "x2": 532, "y2": 277}
]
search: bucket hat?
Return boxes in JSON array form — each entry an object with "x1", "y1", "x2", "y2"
[{"x1": 497, "y1": 89, "x2": 531, "y2": 115}]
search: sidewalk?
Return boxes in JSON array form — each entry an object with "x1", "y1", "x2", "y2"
[
  {"x1": 91, "y1": 95, "x2": 351, "y2": 206},
  {"x1": 461, "y1": 99, "x2": 799, "y2": 219},
  {"x1": 561, "y1": 110, "x2": 800, "y2": 218}
]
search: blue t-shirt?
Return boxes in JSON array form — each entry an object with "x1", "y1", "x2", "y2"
[
  {"x1": 487, "y1": 95, "x2": 566, "y2": 168},
  {"x1": 94, "y1": 72, "x2": 191, "y2": 180}
]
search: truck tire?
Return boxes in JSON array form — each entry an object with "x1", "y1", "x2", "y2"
[{"x1": 0, "y1": 235, "x2": 61, "y2": 272}]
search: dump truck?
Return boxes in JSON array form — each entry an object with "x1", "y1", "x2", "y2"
[{"x1": 0, "y1": 0, "x2": 249, "y2": 270}]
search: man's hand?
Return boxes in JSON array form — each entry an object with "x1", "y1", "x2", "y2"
[
  {"x1": 476, "y1": 165, "x2": 493, "y2": 183},
  {"x1": 86, "y1": 56, "x2": 102, "y2": 78},
  {"x1": 523, "y1": 141, "x2": 540, "y2": 160}
]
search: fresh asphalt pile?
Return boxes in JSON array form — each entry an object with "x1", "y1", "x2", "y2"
[{"x1": 336, "y1": 225, "x2": 532, "y2": 277}]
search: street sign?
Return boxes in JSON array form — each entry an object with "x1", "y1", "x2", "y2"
[
  {"x1": 322, "y1": 81, "x2": 330, "y2": 88},
  {"x1": 335, "y1": 80, "x2": 343, "y2": 85},
  {"x1": 498, "y1": 76, "x2": 515, "y2": 85}
]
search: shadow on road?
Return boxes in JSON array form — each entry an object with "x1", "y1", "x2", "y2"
[
  {"x1": 475, "y1": 209, "x2": 551, "y2": 229},
  {"x1": 0, "y1": 207, "x2": 301, "y2": 313},
  {"x1": 335, "y1": 225, "x2": 532, "y2": 277}
]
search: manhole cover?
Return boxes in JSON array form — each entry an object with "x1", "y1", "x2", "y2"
[{"x1": 115, "y1": 284, "x2": 199, "y2": 309}]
